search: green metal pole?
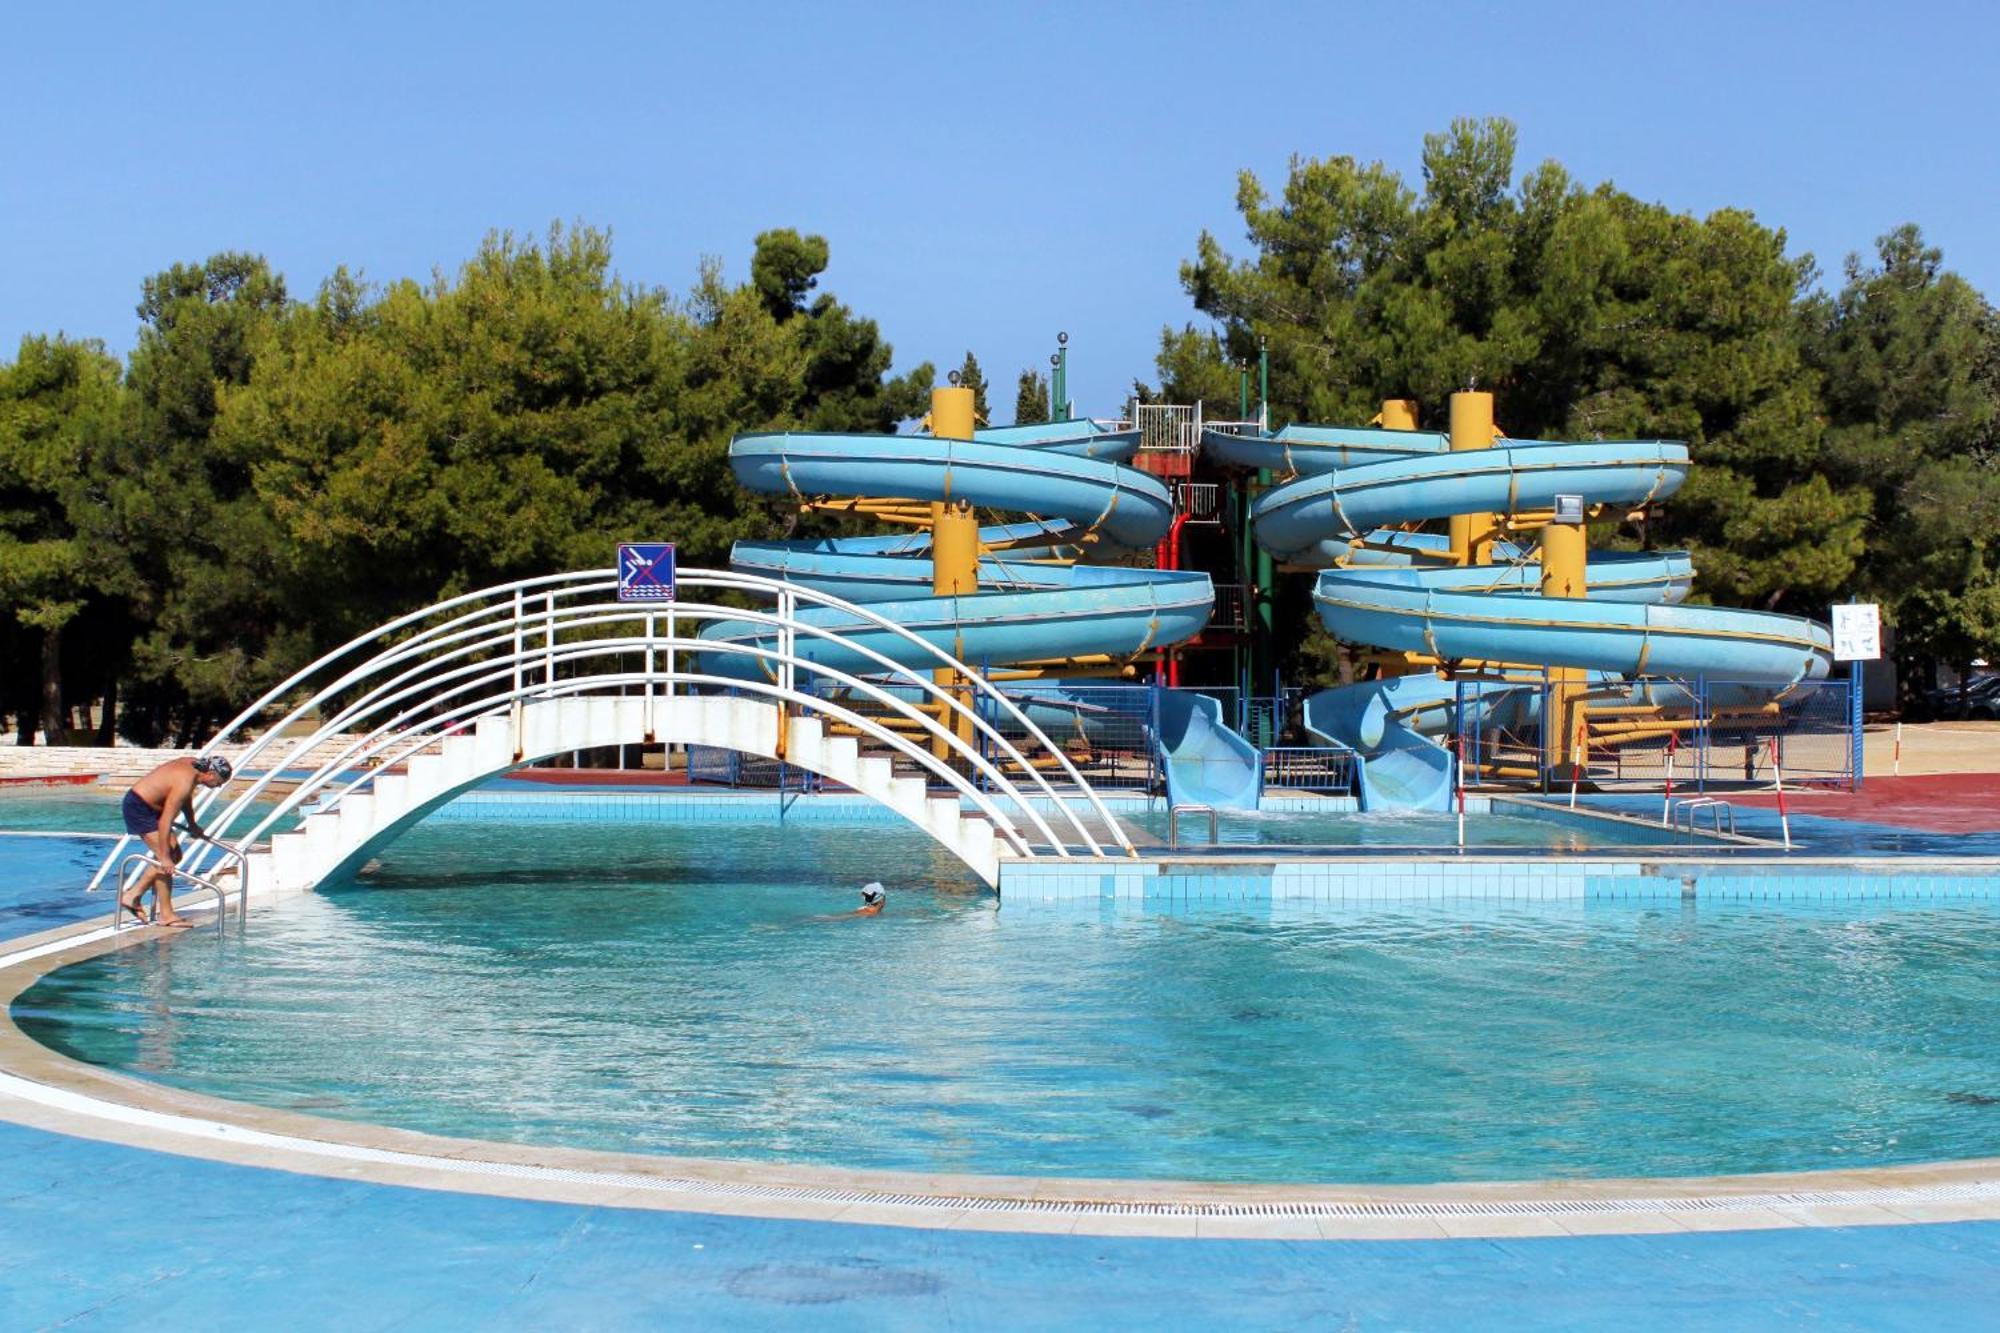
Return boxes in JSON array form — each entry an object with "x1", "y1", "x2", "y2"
[
  {"x1": 1254, "y1": 343, "x2": 1274, "y2": 696},
  {"x1": 1233, "y1": 363, "x2": 1252, "y2": 700}
]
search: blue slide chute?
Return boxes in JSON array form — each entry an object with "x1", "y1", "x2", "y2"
[
  {"x1": 719, "y1": 422, "x2": 1264, "y2": 808},
  {"x1": 1211, "y1": 424, "x2": 1833, "y2": 812}
]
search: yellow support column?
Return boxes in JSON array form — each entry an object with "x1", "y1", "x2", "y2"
[
  {"x1": 1372, "y1": 399, "x2": 1422, "y2": 680},
  {"x1": 1447, "y1": 391, "x2": 1499, "y2": 566},
  {"x1": 928, "y1": 386, "x2": 980, "y2": 757},
  {"x1": 1378, "y1": 398, "x2": 1419, "y2": 432},
  {"x1": 1539, "y1": 500, "x2": 1589, "y2": 779}
]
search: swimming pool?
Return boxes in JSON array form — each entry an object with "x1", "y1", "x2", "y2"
[{"x1": 17, "y1": 813, "x2": 2000, "y2": 1187}]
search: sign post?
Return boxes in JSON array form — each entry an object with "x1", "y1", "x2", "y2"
[
  {"x1": 1831, "y1": 603, "x2": 1880, "y2": 790},
  {"x1": 617, "y1": 543, "x2": 676, "y2": 604}
]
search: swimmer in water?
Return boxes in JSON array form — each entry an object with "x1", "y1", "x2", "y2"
[{"x1": 853, "y1": 883, "x2": 886, "y2": 917}]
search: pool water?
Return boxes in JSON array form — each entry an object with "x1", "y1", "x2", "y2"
[
  {"x1": 0, "y1": 791, "x2": 136, "y2": 835},
  {"x1": 0, "y1": 791, "x2": 292, "y2": 837},
  {"x1": 16, "y1": 817, "x2": 2000, "y2": 1185}
]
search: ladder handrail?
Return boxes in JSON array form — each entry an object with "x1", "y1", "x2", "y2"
[{"x1": 110, "y1": 841, "x2": 248, "y2": 928}]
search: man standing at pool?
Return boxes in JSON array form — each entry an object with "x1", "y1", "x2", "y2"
[{"x1": 120, "y1": 755, "x2": 232, "y2": 928}]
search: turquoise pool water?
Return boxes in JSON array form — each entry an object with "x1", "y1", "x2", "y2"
[
  {"x1": 0, "y1": 791, "x2": 290, "y2": 836},
  {"x1": 16, "y1": 816, "x2": 2000, "y2": 1186},
  {"x1": 0, "y1": 791, "x2": 137, "y2": 835}
]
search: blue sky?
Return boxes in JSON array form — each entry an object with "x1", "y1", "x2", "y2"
[{"x1": 4, "y1": 1, "x2": 1995, "y2": 417}]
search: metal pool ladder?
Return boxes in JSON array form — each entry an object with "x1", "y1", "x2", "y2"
[
  {"x1": 107, "y1": 838, "x2": 252, "y2": 928},
  {"x1": 1169, "y1": 804, "x2": 1218, "y2": 849},
  {"x1": 1669, "y1": 797, "x2": 1736, "y2": 841}
]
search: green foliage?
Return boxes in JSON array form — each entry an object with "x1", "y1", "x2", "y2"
[
  {"x1": 0, "y1": 223, "x2": 934, "y2": 743},
  {"x1": 1805, "y1": 225, "x2": 2000, "y2": 677},
  {"x1": 1171, "y1": 118, "x2": 1879, "y2": 618},
  {"x1": 748, "y1": 228, "x2": 932, "y2": 433},
  {"x1": 1013, "y1": 369, "x2": 1049, "y2": 425},
  {"x1": 0, "y1": 335, "x2": 124, "y2": 738},
  {"x1": 78, "y1": 252, "x2": 296, "y2": 740},
  {"x1": 954, "y1": 351, "x2": 990, "y2": 423}
]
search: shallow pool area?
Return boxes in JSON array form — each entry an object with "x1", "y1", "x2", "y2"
[{"x1": 17, "y1": 812, "x2": 2000, "y2": 1187}]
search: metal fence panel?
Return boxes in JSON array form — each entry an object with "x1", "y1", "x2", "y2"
[
  {"x1": 1452, "y1": 674, "x2": 1856, "y2": 791},
  {"x1": 1262, "y1": 746, "x2": 1356, "y2": 793}
]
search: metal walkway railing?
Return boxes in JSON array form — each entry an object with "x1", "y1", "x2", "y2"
[{"x1": 89, "y1": 568, "x2": 1138, "y2": 900}]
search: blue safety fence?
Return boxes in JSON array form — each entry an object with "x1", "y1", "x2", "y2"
[
  {"x1": 978, "y1": 684, "x2": 1158, "y2": 793},
  {"x1": 685, "y1": 746, "x2": 823, "y2": 792},
  {"x1": 1261, "y1": 746, "x2": 1357, "y2": 793},
  {"x1": 1453, "y1": 674, "x2": 1857, "y2": 791},
  {"x1": 681, "y1": 679, "x2": 1362, "y2": 800}
]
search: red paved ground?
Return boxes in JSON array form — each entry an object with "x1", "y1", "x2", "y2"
[
  {"x1": 0, "y1": 774, "x2": 96, "y2": 788},
  {"x1": 1732, "y1": 772, "x2": 2000, "y2": 833}
]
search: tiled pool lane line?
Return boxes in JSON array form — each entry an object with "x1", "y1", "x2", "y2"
[{"x1": 10, "y1": 915, "x2": 2000, "y2": 1243}]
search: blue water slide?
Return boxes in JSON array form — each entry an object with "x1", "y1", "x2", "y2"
[
  {"x1": 731, "y1": 430, "x2": 1169, "y2": 549},
  {"x1": 1252, "y1": 440, "x2": 1691, "y2": 561},
  {"x1": 719, "y1": 424, "x2": 1264, "y2": 808},
  {"x1": 1210, "y1": 428, "x2": 1834, "y2": 811},
  {"x1": 1155, "y1": 690, "x2": 1264, "y2": 810}
]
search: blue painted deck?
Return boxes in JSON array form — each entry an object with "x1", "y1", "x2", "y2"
[
  {"x1": 4, "y1": 1116, "x2": 1999, "y2": 1330},
  {"x1": 6, "y1": 826, "x2": 2000, "y2": 1326}
]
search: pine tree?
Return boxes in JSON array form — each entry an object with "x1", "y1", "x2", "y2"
[
  {"x1": 1013, "y1": 369, "x2": 1049, "y2": 425},
  {"x1": 955, "y1": 351, "x2": 990, "y2": 423}
]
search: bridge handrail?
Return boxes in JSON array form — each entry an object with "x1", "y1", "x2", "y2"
[
  {"x1": 695, "y1": 569, "x2": 1135, "y2": 854},
  {"x1": 180, "y1": 593, "x2": 1084, "y2": 867},
  {"x1": 238, "y1": 670, "x2": 1041, "y2": 866},
  {"x1": 97, "y1": 567, "x2": 1133, "y2": 894},
  {"x1": 320, "y1": 607, "x2": 1086, "y2": 853},
  {"x1": 204, "y1": 638, "x2": 1052, "y2": 866}
]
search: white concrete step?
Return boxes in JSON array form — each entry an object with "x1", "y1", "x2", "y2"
[
  {"x1": 336, "y1": 792, "x2": 376, "y2": 845},
  {"x1": 925, "y1": 795, "x2": 962, "y2": 840}
]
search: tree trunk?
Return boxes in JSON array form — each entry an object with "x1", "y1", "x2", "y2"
[
  {"x1": 39, "y1": 626, "x2": 67, "y2": 746},
  {"x1": 95, "y1": 676, "x2": 118, "y2": 746}
]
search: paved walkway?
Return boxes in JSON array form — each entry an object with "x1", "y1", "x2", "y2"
[
  {"x1": 4, "y1": 1111, "x2": 1998, "y2": 1330},
  {"x1": 1735, "y1": 771, "x2": 2000, "y2": 834}
]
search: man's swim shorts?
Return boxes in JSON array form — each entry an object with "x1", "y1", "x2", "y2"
[{"x1": 122, "y1": 790, "x2": 161, "y2": 837}]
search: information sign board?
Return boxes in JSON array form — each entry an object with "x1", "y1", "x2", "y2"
[{"x1": 1831, "y1": 602, "x2": 1881, "y2": 662}]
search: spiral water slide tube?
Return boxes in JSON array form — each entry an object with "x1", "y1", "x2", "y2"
[
  {"x1": 718, "y1": 421, "x2": 1261, "y2": 809},
  {"x1": 1209, "y1": 424, "x2": 1834, "y2": 811}
]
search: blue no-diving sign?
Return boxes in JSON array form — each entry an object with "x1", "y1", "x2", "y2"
[{"x1": 617, "y1": 543, "x2": 676, "y2": 603}]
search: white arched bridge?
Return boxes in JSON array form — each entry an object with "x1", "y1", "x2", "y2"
[{"x1": 90, "y1": 568, "x2": 1138, "y2": 911}]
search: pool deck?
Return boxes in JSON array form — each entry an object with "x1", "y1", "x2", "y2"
[{"x1": 6, "y1": 779, "x2": 2000, "y2": 1326}]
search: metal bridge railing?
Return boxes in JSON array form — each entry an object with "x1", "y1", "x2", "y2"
[{"x1": 88, "y1": 569, "x2": 1143, "y2": 900}]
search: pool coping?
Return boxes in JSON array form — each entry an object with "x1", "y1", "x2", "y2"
[{"x1": 7, "y1": 907, "x2": 2000, "y2": 1240}]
